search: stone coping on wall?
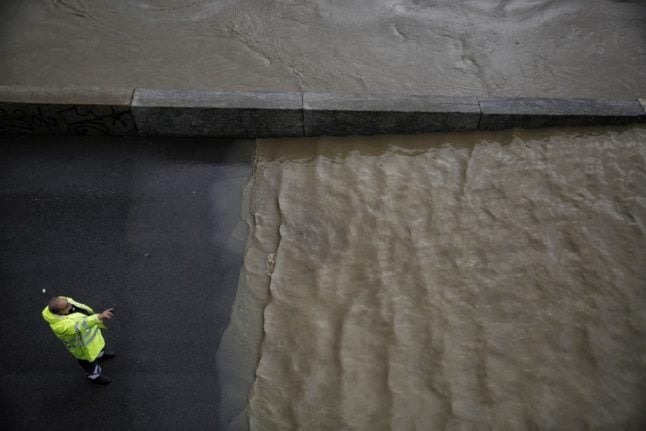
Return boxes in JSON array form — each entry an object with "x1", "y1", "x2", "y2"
[{"x1": 1, "y1": 86, "x2": 645, "y2": 137}]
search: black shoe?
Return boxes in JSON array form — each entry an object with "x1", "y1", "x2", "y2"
[
  {"x1": 99, "y1": 351, "x2": 116, "y2": 360},
  {"x1": 91, "y1": 375, "x2": 111, "y2": 385}
]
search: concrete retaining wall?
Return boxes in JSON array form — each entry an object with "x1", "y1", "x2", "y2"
[{"x1": 1, "y1": 86, "x2": 645, "y2": 137}]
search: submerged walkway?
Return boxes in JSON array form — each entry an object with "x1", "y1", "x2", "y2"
[{"x1": 0, "y1": 136, "x2": 253, "y2": 430}]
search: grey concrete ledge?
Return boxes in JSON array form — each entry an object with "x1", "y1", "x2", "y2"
[
  {"x1": 304, "y1": 93, "x2": 480, "y2": 113},
  {"x1": 304, "y1": 93, "x2": 481, "y2": 136},
  {"x1": 131, "y1": 89, "x2": 302, "y2": 137},
  {"x1": 0, "y1": 85, "x2": 134, "y2": 105},
  {"x1": 1, "y1": 85, "x2": 645, "y2": 137},
  {"x1": 0, "y1": 86, "x2": 136, "y2": 135},
  {"x1": 479, "y1": 97, "x2": 646, "y2": 130}
]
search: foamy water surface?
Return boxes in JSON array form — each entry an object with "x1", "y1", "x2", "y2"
[
  {"x1": 1, "y1": 0, "x2": 645, "y2": 97},
  {"x1": 218, "y1": 126, "x2": 646, "y2": 430}
]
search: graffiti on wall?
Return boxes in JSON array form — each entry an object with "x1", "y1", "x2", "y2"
[{"x1": 0, "y1": 104, "x2": 136, "y2": 135}]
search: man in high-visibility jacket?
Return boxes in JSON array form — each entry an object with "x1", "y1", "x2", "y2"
[{"x1": 42, "y1": 296, "x2": 115, "y2": 385}]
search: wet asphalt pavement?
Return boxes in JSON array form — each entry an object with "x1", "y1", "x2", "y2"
[{"x1": 0, "y1": 135, "x2": 254, "y2": 430}]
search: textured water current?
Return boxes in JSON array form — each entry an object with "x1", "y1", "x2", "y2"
[
  {"x1": 218, "y1": 126, "x2": 646, "y2": 430},
  {"x1": 1, "y1": 0, "x2": 646, "y2": 97}
]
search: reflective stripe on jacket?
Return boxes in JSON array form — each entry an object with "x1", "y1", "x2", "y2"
[{"x1": 42, "y1": 297, "x2": 106, "y2": 361}]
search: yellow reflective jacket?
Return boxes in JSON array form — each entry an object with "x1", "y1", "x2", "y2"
[{"x1": 42, "y1": 297, "x2": 106, "y2": 361}]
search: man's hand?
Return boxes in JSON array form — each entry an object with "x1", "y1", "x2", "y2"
[{"x1": 97, "y1": 308, "x2": 114, "y2": 321}]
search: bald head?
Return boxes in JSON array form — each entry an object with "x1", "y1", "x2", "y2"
[{"x1": 48, "y1": 297, "x2": 69, "y2": 315}]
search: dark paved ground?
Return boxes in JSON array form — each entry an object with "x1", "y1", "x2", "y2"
[{"x1": 0, "y1": 135, "x2": 254, "y2": 430}]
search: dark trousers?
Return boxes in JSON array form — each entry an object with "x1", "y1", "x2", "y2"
[{"x1": 77, "y1": 349, "x2": 106, "y2": 380}]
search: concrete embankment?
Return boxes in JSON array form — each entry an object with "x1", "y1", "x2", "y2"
[{"x1": 1, "y1": 86, "x2": 645, "y2": 138}]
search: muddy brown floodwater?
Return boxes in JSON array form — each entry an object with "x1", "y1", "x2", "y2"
[
  {"x1": 1, "y1": 0, "x2": 646, "y2": 97},
  {"x1": 218, "y1": 126, "x2": 646, "y2": 430}
]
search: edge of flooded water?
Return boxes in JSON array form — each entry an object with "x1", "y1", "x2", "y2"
[
  {"x1": 215, "y1": 124, "x2": 646, "y2": 431},
  {"x1": 1, "y1": 85, "x2": 644, "y2": 138}
]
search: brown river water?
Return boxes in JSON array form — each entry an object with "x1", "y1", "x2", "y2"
[
  {"x1": 1, "y1": 0, "x2": 646, "y2": 97},
  {"x1": 218, "y1": 126, "x2": 646, "y2": 430}
]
